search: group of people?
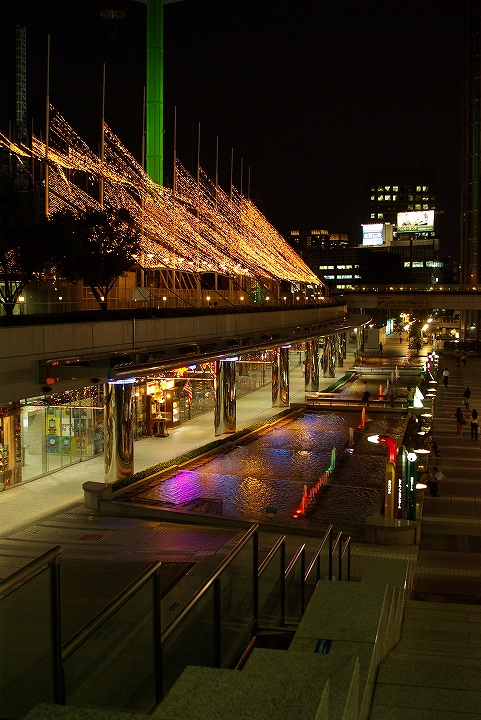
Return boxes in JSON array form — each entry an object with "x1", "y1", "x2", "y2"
[{"x1": 454, "y1": 404, "x2": 479, "y2": 440}]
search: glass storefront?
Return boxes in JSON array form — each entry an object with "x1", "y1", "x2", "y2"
[
  {"x1": 0, "y1": 352, "x2": 277, "y2": 490},
  {"x1": 0, "y1": 385, "x2": 105, "y2": 490}
]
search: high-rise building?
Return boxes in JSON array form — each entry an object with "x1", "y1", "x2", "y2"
[
  {"x1": 365, "y1": 169, "x2": 436, "y2": 229},
  {"x1": 461, "y1": 0, "x2": 481, "y2": 341}
]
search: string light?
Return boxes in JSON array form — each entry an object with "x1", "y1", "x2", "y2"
[{"x1": 2, "y1": 107, "x2": 326, "y2": 291}]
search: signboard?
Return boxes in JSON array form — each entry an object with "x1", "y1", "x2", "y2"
[
  {"x1": 377, "y1": 295, "x2": 431, "y2": 308},
  {"x1": 397, "y1": 210, "x2": 434, "y2": 233},
  {"x1": 384, "y1": 461, "x2": 396, "y2": 519},
  {"x1": 362, "y1": 223, "x2": 384, "y2": 246}
]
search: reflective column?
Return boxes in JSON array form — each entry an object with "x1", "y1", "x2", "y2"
[
  {"x1": 105, "y1": 379, "x2": 134, "y2": 484},
  {"x1": 328, "y1": 336, "x2": 336, "y2": 377},
  {"x1": 279, "y1": 346, "x2": 290, "y2": 406},
  {"x1": 321, "y1": 337, "x2": 329, "y2": 378},
  {"x1": 310, "y1": 338, "x2": 319, "y2": 391},
  {"x1": 214, "y1": 359, "x2": 236, "y2": 436},
  {"x1": 304, "y1": 341, "x2": 312, "y2": 390}
]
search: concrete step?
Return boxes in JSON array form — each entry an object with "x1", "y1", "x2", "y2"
[
  {"x1": 371, "y1": 681, "x2": 481, "y2": 717},
  {"x1": 385, "y1": 643, "x2": 481, "y2": 663},
  {"x1": 377, "y1": 654, "x2": 481, "y2": 691},
  {"x1": 370, "y1": 703, "x2": 481, "y2": 719}
]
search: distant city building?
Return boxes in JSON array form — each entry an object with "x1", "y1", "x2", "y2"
[
  {"x1": 364, "y1": 170, "x2": 436, "y2": 229},
  {"x1": 289, "y1": 219, "x2": 444, "y2": 290}
]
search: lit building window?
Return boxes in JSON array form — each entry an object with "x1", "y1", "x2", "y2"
[
  {"x1": 384, "y1": 185, "x2": 391, "y2": 191},
  {"x1": 378, "y1": 195, "x2": 384, "y2": 201},
  {"x1": 404, "y1": 262, "x2": 411, "y2": 267},
  {"x1": 393, "y1": 186, "x2": 398, "y2": 191},
  {"x1": 384, "y1": 195, "x2": 391, "y2": 201},
  {"x1": 412, "y1": 261, "x2": 423, "y2": 268}
]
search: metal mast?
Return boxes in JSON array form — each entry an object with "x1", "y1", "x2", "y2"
[{"x1": 15, "y1": 25, "x2": 27, "y2": 144}]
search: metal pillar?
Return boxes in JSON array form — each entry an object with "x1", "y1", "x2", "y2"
[
  {"x1": 105, "y1": 380, "x2": 134, "y2": 484},
  {"x1": 310, "y1": 339, "x2": 319, "y2": 391},
  {"x1": 328, "y1": 337, "x2": 336, "y2": 377},
  {"x1": 146, "y1": 0, "x2": 164, "y2": 184},
  {"x1": 304, "y1": 341, "x2": 312, "y2": 390},
  {"x1": 280, "y1": 346, "x2": 290, "y2": 405},
  {"x1": 214, "y1": 359, "x2": 236, "y2": 435}
]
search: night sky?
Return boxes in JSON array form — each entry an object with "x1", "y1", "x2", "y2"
[{"x1": 1, "y1": 0, "x2": 463, "y2": 255}]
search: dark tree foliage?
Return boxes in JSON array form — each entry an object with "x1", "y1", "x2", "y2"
[
  {"x1": 0, "y1": 173, "x2": 55, "y2": 315},
  {"x1": 52, "y1": 207, "x2": 141, "y2": 310}
]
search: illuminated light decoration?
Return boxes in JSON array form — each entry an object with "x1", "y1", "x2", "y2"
[{"x1": 5, "y1": 108, "x2": 326, "y2": 292}]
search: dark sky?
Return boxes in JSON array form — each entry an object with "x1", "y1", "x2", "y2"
[{"x1": 1, "y1": 0, "x2": 463, "y2": 254}]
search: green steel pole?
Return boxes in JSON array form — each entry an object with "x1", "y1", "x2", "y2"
[{"x1": 146, "y1": 0, "x2": 164, "y2": 184}]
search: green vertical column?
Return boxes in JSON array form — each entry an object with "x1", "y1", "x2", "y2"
[{"x1": 146, "y1": 0, "x2": 164, "y2": 184}]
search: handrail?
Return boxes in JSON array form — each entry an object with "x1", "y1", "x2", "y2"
[
  {"x1": 162, "y1": 524, "x2": 259, "y2": 642},
  {"x1": 304, "y1": 525, "x2": 333, "y2": 582},
  {"x1": 0, "y1": 545, "x2": 63, "y2": 598},
  {"x1": 258, "y1": 534, "x2": 286, "y2": 575},
  {"x1": 340, "y1": 537, "x2": 351, "y2": 582},
  {"x1": 62, "y1": 560, "x2": 162, "y2": 660},
  {"x1": 285, "y1": 544, "x2": 305, "y2": 577}
]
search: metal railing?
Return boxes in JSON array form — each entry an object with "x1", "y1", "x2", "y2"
[{"x1": 0, "y1": 524, "x2": 351, "y2": 718}]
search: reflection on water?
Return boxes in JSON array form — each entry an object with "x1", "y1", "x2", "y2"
[{"x1": 123, "y1": 410, "x2": 408, "y2": 531}]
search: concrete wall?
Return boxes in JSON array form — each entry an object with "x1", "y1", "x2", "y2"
[{"x1": 0, "y1": 305, "x2": 348, "y2": 404}]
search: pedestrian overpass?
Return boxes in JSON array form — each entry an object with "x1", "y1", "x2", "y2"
[{"x1": 339, "y1": 286, "x2": 481, "y2": 311}]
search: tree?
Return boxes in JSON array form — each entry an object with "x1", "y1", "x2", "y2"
[
  {"x1": 52, "y1": 207, "x2": 141, "y2": 310},
  {"x1": 0, "y1": 173, "x2": 55, "y2": 316}
]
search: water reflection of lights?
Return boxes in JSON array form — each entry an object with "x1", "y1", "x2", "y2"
[{"x1": 122, "y1": 413, "x2": 409, "y2": 524}]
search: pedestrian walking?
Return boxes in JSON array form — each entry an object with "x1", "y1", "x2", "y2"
[
  {"x1": 379, "y1": 342, "x2": 383, "y2": 355},
  {"x1": 463, "y1": 386, "x2": 472, "y2": 409},
  {"x1": 470, "y1": 408, "x2": 479, "y2": 440},
  {"x1": 455, "y1": 351, "x2": 460, "y2": 367},
  {"x1": 399, "y1": 334, "x2": 402, "y2": 344},
  {"x1": 362, "y1": 389, "x2": 371, "y2": 406},
  {"x1": 406, "y1": 387, "x2": 415, "y2": 407},
  {"x1": 461, "y1": 351, "x2": 467, "y2": 366},
  {"x1": 454, "y1": 406, "x2": 466, "y2": 437},
  {"x1": 442, "y1": 368, "x2": 449, "y2": 387}
]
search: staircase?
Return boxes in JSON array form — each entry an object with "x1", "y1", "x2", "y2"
[{"x1": 370, "y1": 599, "x2": 481, "y2": 719}]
